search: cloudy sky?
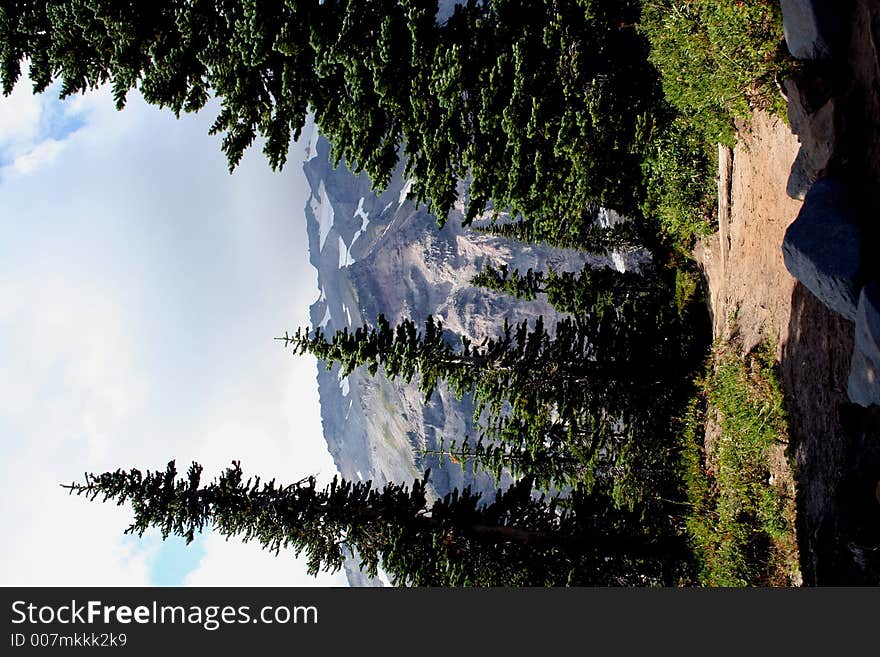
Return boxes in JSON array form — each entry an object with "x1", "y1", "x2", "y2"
[{"x1": 0, "y1": 78, "x2": 348, "y2": 586}]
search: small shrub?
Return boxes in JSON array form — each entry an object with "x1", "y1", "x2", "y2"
[
  {"x1": 680, "y1": 341, "x2": 799, "y2": 586},
  {"x1": 638, "y1": 0, "x2": 791, "y2": 259},
  {"x1": 641, "y1": 115, "x2": 716, "y2": 249},
  {"x1": 641, "y1": 0, "x2": 790, "y2": 145}
]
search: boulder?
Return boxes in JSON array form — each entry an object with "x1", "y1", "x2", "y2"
[
  {"x1": 780, "y1": 0, "x2": 844, "y2": 60},
  {"x1": 783, "y1": 71, "x2": 833, "y2": 123},
  {"x1": 786, "y1": 147, "x2": 813, "y2": 201},
  {"x1": 801, "y1": 97, "x2": 835, "y2": 175},
  {"x1": 782, "y1": 177, "x2": 863, "y2": 320},
  {"x1": 784, "y1": 75, "x2": 836, "y2": 178},
  {"x1": 848, "y1": 283, "x2": 880, "y2": 407}
]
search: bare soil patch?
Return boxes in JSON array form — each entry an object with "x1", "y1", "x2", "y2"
[
  {"x1": 694, "y1": 110, "x2": 804, "y2": 585},
  {"x1": 692, "y1": 0, "x2": 880, "y2": 584},
  {"x1": 694, "y1": 110, "x2": 801, "y2": 356}
]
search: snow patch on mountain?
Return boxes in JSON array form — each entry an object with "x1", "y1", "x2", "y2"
[
  {"x1": 300, "y1": 127, "x2": 623, "y2": 585},
  {"x1": 316, "y1": 181, "x2": 334, "y2": 250},
  {"x1": 338, "y1": 236, "x2": 354, "y2": 268}
]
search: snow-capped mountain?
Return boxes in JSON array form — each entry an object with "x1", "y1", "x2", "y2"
[{"x1": 301, "y1": 131, "x2": 613, "y2": 585}]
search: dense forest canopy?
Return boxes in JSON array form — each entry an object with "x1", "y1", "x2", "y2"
[{"x1": 0, "y1": 0, "x2": 659, "y2": 236}]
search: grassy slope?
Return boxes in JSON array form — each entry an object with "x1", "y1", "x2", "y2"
[
  {"x1": 681, "y1": 342, "x2": 800, "y2": 585},
  {"x1": 639, "y1": 0, "x2": 790, "y2": 250},
  {"x1": 639, "y1": 1, "x2": 800, "y2": 585}
]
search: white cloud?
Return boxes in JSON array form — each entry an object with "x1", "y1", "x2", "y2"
[
  {"x1": 0, "y1": 82, "x2": 343, "y2": 586},
  {"x1": 3, "y1": 486, "x2": 157, "y2": 587},
  {"x1": 183, "y1": 534, "x2": 347, "y2": 587},
  {"x1": 0, "y1": 77, "x2": 43, "y2": 150},
  {"x1": 12, "y1": 138, "x2": 65, "y2": 174},
  {"x1": 0, "y1": 275, "x2": 153, "y2": 586},
  {"x1": 0, "y1": 274, "x2": 145, "y2": 456},
  {"x1": 0, "y1": 74, "x2": 92, "y2": 175}
]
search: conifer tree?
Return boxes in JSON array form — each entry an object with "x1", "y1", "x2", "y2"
[
  {"x1": 280, "y1": 312, "x2": 663, "y2": 496},
  {"x1": 470, "y1": 262, "x2": 656, "y2": 318},
  {"x1": 422, "y1": 423, "x2": 600, "y2": 493},
  {"x1": 467, "y1": 258, "x2": 697, "y2": 502},
  {"x1": 280, "y1": 313, "x2": 646, "y2": 421},
  {"x1": 472, "y1": 214, "x2": 647, "y2": 253},
  {"x1": 63, "y1": 460, "x2": 686, "y2": 585},
  {"x1": 1, "y1": 0, "x2": 661, "y2": 228}
]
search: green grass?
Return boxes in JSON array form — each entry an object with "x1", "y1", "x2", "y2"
[
  {"x1": 641, "y1": 115, "x2": 717, "y2": 250},
  {"x1": 673, "y1": 265, "x2": 701, "y2": 318},
  {"x1": 641, "y1": 0, "x2": 790, "y2": 146},
  {"x1": 638, "y1": 0, "x2": 791, "y2": 250},
  {"x1": 680, "y1": 341, "x2": 799, "y2": 586}
]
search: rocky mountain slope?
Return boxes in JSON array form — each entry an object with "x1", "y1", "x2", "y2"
[{"x1": 300, "y1": 130, "x2": 637, "y2": 585}]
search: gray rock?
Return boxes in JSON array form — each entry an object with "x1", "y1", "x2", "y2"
[
  {"x1": 782, "y1": 177, "x2": 863, "y2": 321},
  {"x1": 780, "y1": 0, "x2": 841, "y2": 60},
  {"x1": 784, "y1": 74, "x2": 832, "y2": 130},
  {"x1": 784, "y1": 76, "x2": 836, "y2": 178},
  {"x1": 787, "y1": 147, "x2": 813, "y2": 201},
  {"x1": 848, "y1": 282, "x2": 880, "y2": 407},
  {"x1": 802, "y1": 97, "x2": 835, "y2": 175}
]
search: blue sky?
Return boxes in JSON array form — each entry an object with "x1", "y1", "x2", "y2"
[{"x1": 0, "y1": 78, "x2": 348, "y2": 586}]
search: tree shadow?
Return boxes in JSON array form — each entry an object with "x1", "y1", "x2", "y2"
[{"x1": 782, "y1": 281, "x2": 880, "y2": 584}]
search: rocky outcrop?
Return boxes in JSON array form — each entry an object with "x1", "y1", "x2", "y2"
[
  {"x1": 783, "y1": 72, "x2": 836, "y2": 199},
  {"x1": 780, "y1": 0, "x2": 848, "y2": 60},
  {"x1": 777, "y1": 6, "x2": 880, "y2": 410},
  {"x1": 779, "y1": 3, "x2": 847, "y2": 200},
  {"x1": 787, "y1": 148, "x2": 813, "y2": 201},
  {"x1": 849, "y1": 283, "x2": 880, "y2": 406},
  {"x1": 783, "y1": 177, "x2": 863, "y2": 321}
]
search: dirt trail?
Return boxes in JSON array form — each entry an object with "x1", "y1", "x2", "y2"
[
  {"x1": 692, "y1": 0, "x2": 880, "y2": 583},
  {"x1": 694, "y1": 111, "x2": 808, "y2": 585},
  {"x1": 694, "y1": 111, "x2": 802, "y2": 355},
  {"x1": 694, "y1": 108, "x2": 861, "y2": 584}
]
